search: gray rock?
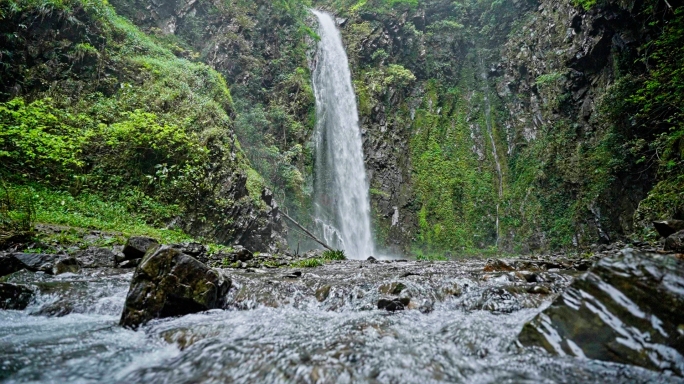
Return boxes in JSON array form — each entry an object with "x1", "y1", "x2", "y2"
[
  {"x1": 122, "y1": 236, "x2": 159, "y2": 261},
  {"x1": 12, "y1": 253, "x2": 60, "y2": 273},
  {"x1": 120, "y1": 246, "x2": 230, "y2": 329},
  {"x1": 0, "y1": 283, "x2": 34, "y2": 310},
  {"x1": 518, "y1": 249, "x2": 684, "y2": 375},
  {"x1": 664, "y1": 230, "x2": 684, "y2": 253},
  {"x1": 653, "y1": 220, "x2": 684, "y2": 239},
  {"x1": 73, "y1": 247, "x2": 116, "y2": 268}
]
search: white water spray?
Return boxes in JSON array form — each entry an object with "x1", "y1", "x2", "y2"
[{"x1": 311, "y1": 10, "x2": 375, "y2": 259}]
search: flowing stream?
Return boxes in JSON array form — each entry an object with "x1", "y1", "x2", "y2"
[
  {"x1": 0, "y1": 260, "x2": 676, "y2": 383},
  {"x1": 312, "y1": 10, "x2": 375, "y2": 259}
]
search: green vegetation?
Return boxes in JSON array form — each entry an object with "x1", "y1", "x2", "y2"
[
  {"x1": 290, "y1": 258, "x2": 325, "y2": 268},
  {"x1": 5, "y1": 183, "x2": 193, "y2": 244},
  {"x1": 0, "y1": 183, "x2": 35, "y2": 232},
  {"x1": 2, "y1": 0, "x2": 681, "y2": 258},
  {"x1": 0, "y1": 0, "x2": 271, "y2": 246},
  {"x1": 321, "y1": 249, "x2": 346, "y2": 260},
  {"x1": 572, "y1": 0, "x2": 598, "y2": 11}
]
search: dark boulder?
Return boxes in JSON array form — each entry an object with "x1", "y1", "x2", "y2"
[
  {"x1": 7, "y1": 253, "x2": 79, "y2": 275},
  {"x1": 0, "y1": 253, "x2": 26, "y2": 277},
  {"x1": 378, "y1": 297, "x2": 410, "y2": 311},
  {"x1": 518, "y1": 249, "x2": 684, "y2": 375},
  {"x1": 122, "y1": 236, "x2": 159, "y2": 261},
  {"x1": 73, "y1": 247, "x2": 116, "y2": 268},
  {"x1": 0, "y1": 283, "x2": 34, "y2": 310},
  {"x1": 120, "y1": 246, "x2": 230, "y2": 329},
  {"x1": 665, "y1": 230, "x2": 684, "y2": 253},
  {"x1": 12, "y1": 253, "x2": 60, "y2": 273},
  {"x1": 653, "y1": 220, "x2": 684, "y2": 239}
]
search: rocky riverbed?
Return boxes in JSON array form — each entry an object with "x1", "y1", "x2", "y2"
[{"x1": 1, "y1": 229, "x2": 683, "y2": 382}]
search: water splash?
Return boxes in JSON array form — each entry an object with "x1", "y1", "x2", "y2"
[{"x1": 312, "y1": 10, "x2": 375, "y2": 259}]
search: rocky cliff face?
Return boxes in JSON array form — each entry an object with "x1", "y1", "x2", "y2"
[
  {"x1": 105, "y1": 0, "x2": 680, "y2": 255},
  {"x1": 0, "y1": 0, "x2": 287, "y2": 253}
]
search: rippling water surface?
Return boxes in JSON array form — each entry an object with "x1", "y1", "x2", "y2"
[{"x1": 0, "y1": 264, "x2": 680, "y2": 383}]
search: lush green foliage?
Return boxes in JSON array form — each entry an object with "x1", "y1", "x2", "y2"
[
  {"x1": 2, "y1": 183, "x2": 193, "y2": 244},
  {"x1": 321, "y1": 249, "x2": 346, "y2": 260},
  {"x1": 0, "y1": 182, "x2": 36, "y2": 231},
  {"x1": 0, "y1": 0, "x2": 268, "y2": 244}
]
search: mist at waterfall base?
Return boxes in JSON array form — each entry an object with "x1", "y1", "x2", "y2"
[{"x1": 311, "y1": 10, "x2": 376, "y2": 260}]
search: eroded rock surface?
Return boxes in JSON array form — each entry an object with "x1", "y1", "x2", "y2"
[
  {"x1": 519, "y1": 249, "x2": 684, "y2": 375},
  {"x1": 120, "y1": 246, "x2": 230, "y2": 328}
]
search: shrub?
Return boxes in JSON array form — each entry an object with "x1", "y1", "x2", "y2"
[{"x1": 0, "y1": 183, "x2": 35, "y2": 231}]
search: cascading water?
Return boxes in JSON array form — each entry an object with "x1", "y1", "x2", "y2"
[{"x1": 311, "y1": 10, "x2": 375, "y2": 259}]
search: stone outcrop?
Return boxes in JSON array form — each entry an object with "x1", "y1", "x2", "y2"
[
  {"x1": 518, "y1": 249, "x2": 684, "y2": 375},
  {"x1": 120, "y1": 246, "x2": 231, "y2": 328}
]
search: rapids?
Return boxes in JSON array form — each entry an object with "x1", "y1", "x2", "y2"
[{"x1": 0, "y1": 259, "x2": 678, "y2": 383}]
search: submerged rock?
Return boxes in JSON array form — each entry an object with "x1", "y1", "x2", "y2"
[
  {"x1": 0, "y1": 283, "x2": 34, "y2": 310},
  {"x1": 518, "y1": 249, "x2": 684, "y2": 375},
  {"x1": 120, "y1": 246, "x2": 230, "y2": 329}
]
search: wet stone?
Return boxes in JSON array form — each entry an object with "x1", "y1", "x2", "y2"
[
  {"x1": 0, "y1": 283, "x2": 34, "y2": 310},
  {"x1": 316, "y1": 285, "x2": 332, "y2": 302},
  {"x1": 518, "y1": 249, "x2": 684, "y2": 375},
  {"x1": 483, "y1": 259, "x2": 514, "y2": 272},
  {"x1": 378, "y1": 282, "x2": 406, "y2": 295},
  {"x1": 73, "y1": 247, "x2": 116, "y2": 268},
  {"x1": 122, "y1": 236, "x2": 159, "y2": 261},
  {"x1": 12, "y1": 253, "x2": 61, "y2": 274},
  {"x1": 120, "y1": 246, "x2": 230, "y2": 329},
  {"x1": 378, "y1": 297, "x2": 410, "y2": 311},
  {"x1": 0, "y1": 253, "x2": 26, "y2": 277},
  {"x1": 53, "y1": 257, "x2": 80, "y2": 275}
]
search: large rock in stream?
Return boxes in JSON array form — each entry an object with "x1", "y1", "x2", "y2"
[
  {"x1": 0, "y1": 253, "x2": 80, "y2": 276},
  {"x1": 120, "y1": 246, "x2": 230, "y2": 329},
  {"x1": 519, "y1": 249, "x2": 684, "y2": 375}
]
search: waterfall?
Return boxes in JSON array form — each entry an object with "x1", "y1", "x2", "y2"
[{"x1": 311, "y1": 10, "x2": 375, "y2": 259}]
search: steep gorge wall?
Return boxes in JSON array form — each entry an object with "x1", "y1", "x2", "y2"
[{"x1": 106, "y1": 0, "x2": 681, "y2": 255}]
